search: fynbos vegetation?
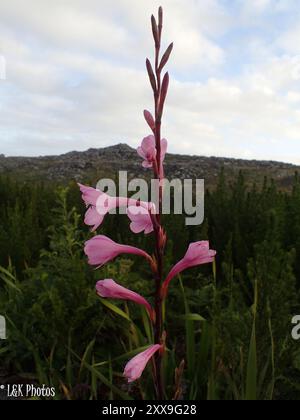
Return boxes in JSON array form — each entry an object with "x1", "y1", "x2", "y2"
[{"x1": 1, "y1": 7, "x2": 300, "y2": 402}]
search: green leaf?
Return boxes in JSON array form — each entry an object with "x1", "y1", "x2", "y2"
[
  {"x1": 0, "y1": 265, "x2": 17, "y2": 281},
  {"x1": 93, "y1": 346, "x2": 150, "y2": 367},
  {"x1": 140, "y1": 307, "x2": 153, "y2": 342},
  {"x1": 245, "y1": 279, "x2": 257, "y2": 401},
  {"x1": 0, "y1": 346, "x2": 9, "y2": 355},
  {"x1": 66, "y1": 332, "x2": 74, "y2": 388},
  {"x1": 108, "y1": 356, "x2": 113, "y2": 400},
  {"x1": 91, "y1": 355, "x2": 97, "y2": 400},
  {"x1": 245, "y1": 321, "x2": 257, "y2": 401},
  {"x1": 179, "y1": 278, "x2": 195, "y2": 381},
  {"x1": 78, "y1": 338, "x2": 95, "y2": 383},
  {"x1": 98, "y1": 298, "x2": 131, "y2": 321},
  {"x1": 70, "y1": 349, "x2": 133, "y2": 400},
  {"x1": 178, "y1": 314, "x2": 206, "y2": 322},
  {"x1": 0, "y1": 266, "x2": 21, "y2": 293}
]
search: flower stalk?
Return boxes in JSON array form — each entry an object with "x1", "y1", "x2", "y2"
[
  {"x1": 80, "y1": 6, "x2": 216, "y2": 400},
  {"x1": 145, "y1": 7, "x2": 172, "y2": 399}
]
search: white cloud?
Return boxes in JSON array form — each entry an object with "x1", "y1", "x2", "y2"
[
  {"x1": 277, "y1": 26, "x2": 300, "y2": 55},
  {"x1": 243, "y1": 0, "x2": 272, "y2": 14},
  {"x1": 0, "y1": 0, "x2": 300, "y2": 164}
]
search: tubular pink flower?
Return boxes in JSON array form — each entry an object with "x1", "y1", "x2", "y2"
[
  {"x1": 79, "y1": 183, "x2": 110, "y2": 231},
  {"x1": 137, "y1": 135, "x2": 168, "y2": 171},
  {"x1": 96, "y1": 279, "x2": 155, "y2": 321},
  {"x1": 124, "y1": 344, "x2": 162, "y2": 383},
  {"x1": 78, "y1": 183, "x2": 152, "y2": 231},
  {"x1": 137, "y1": 135, "x2": 156, "y2": 168},
  {"x1": 78, "y1": 183, "x2": 102, "y2": 206},
  {"x1": 84, "y1": 235, "x2": 153, "y2": 267},
  {"x1": 127, "y1": 205, "x2": 154, "y2": 235},
  {"x1": 162, "y1": 241, "x2": 216, "y2": 297}
]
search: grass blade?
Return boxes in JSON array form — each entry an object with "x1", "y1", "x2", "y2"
[{"x1": 99, "y1": 298, "x2": 131, "y2": 321}]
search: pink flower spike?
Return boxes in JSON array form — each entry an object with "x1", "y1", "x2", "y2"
[
  {"x1": 162, "y1": 241, "x2": 216, "y2": 297},
  {"x1": 96, "y1": 279, "x2": 154, "y2": 321},
  {"x1": 127, "y1": 206, "x2": 154, "y2": 235},
  {"x1": 124, "y1": 344, "x2": 162, "y2": 383},
  {"x1": 84, "y1": 235, "x2": 153, "y2": 267}
]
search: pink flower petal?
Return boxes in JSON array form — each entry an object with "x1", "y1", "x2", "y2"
[
  {"x1": 137, "y1": 136, "x2": 168, "y2": 174},
  {"x1": 96, "y1": 279, "x2": 153, "y2": 319},
  {"x1": 84, "y1": 206, "x2": 104, "y2": 231},
  {"x1": 123, "y1": 344, "x2": 162, "y2": 383},
  {"x1": 161, "y1": 138, "x2": 168, "y2": 161},
  {"x1": 127, "y1": 206, "x2": 154, "y2": 235},
  {"x1": 78, "y1": 183, "x2": 101, "y2": 206}
]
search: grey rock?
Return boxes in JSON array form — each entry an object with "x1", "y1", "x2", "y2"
[{"x1": 0, "y1": 143, "x2": 298, "y2": 189}]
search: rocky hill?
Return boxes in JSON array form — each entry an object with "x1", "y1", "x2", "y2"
[{"x1": 0, "y1": 144, "x2": 298, "y2": 189}]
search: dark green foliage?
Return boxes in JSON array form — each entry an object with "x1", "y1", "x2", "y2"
[{"x1": 0, "y1": 172, "x2": 300, "y2": 399}]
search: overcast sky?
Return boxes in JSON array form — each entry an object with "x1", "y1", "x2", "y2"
[{"x1": 0, "y1": 0, "x2": 300, "y2": 163}]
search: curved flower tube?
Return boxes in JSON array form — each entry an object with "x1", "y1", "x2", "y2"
[
  {"x1": 161, "y1": 241, "x2": 216, "y2": 298},
  {"x1": 78, "y1": 183, "x2": 152, "y2": 231},
  {"x1": 123, "y1": 344, "x2": 163, "y2": 383},
  {"x1": 96, "y1": 279, "x2": 155, "y2": 321},
  {"x1": 84, "y1": 235, "x2": 153, "y2": 267}
]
